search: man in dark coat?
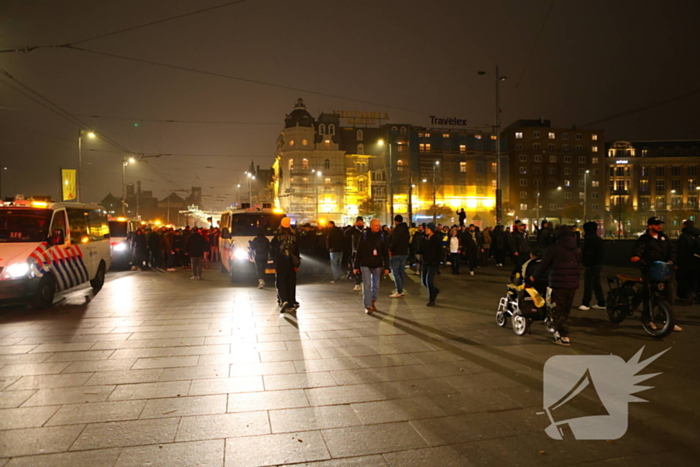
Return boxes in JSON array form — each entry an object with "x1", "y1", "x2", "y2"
[
  {"x1": 676, "y1": 219, "x2": 700, "y2": 304},
  {"x1": 579, "y1": 221, "x2": 605, "y2": 311},
  {"x1": 389, "y1": 215, "x2": 410, "y2": 297},
  {"x1": 490, "y1": 225, "x2": 507, "y2": 267},
  {"x1": 271, "y1": 217, "x2": 300, "y2": 313},
  {"x1": 531, "y1": 225, "x2": 580, "y2": 346},
  {"x1": 146, "y1": 228, "x2": 161, "y2": 269},
  {"x1": 456, "y1": 208, "x2": 467, "y2": 227},
  {"x1": 353, "y1": 219, "x2": 389, "y2": 314},
  {"x1": 185, "y1": 227, "x2": 209, "y2": 280},
  {"x1": 130, "y1": 229, "x2": 148, "y2": 271},
  {"x1": 537, "y1": 220, "x2": 556, "y2": 249},
  {"x1": 411, "y1": 224, "x2": 426, "y2": 275},
  {"x1": 251, "y1": 229, "x2": 271, "y2": 289},
  {"x1": 422, "y1": 222, "x2": 443, "y2": 306},
  {"x1": 460, "y1": 224, "x2": 483, "y2": 276},
  {"x1": 326, "y1": 220, "x2": 345, "y2": 283},
  {"x1": 345, "y1": 216, "x2": 365, "y2": 291},
  {"x1": 509, "y1": 220, "x2": 532, "y2": 273}
]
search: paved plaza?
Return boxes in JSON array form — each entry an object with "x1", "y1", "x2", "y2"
[{"x1": 0, "y1": 263, "x2": 698, "y2": 466}]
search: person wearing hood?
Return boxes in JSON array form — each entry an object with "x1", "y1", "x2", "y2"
[
  {"x1": 251, "y1": 228, "x2": 271, "y2": 289},
  {"x1": 271, "y1": 217, "x2": 300, "y2": 313},
  {"x1": 579, "y1": 221, "x2": 606, "y2": 311},
  {"x1": 531, "y1": 225, "x2": 580, "y2": 346},
  {"x1": 676, "y1": 219, "x2": 700, "y2": 304},
  {"x1": 389, "y1": 215, "x2": 410, "y2": 298}
]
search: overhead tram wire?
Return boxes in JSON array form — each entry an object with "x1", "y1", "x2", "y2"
[
  {"x1": 511, "y1": 0, "x2": 556, "y2": 97},
  {"x1": 78, "y1": 114, "x2": 279, "y2": 126},
  {"x1": 0, "y1": 0, "x2": 250, "y2": 52}
]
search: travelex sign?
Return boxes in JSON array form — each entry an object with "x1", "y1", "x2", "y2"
[{"x1": 430, "y1": 116, "x2": 468, "y2": 126}]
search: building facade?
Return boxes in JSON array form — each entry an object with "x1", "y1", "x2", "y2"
[
  {"x1": 606, "y1": 140, "x2": 700, "y2": 235},
  {"x1": 503, "y1": 119, "x2": 605, "y2": 226}
]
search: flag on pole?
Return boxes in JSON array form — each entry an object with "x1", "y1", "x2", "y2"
[{"x1": 61, "y1": 169, "x2": 77, "y2": 201}]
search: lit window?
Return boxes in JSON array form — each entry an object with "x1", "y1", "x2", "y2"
[
  {"x1": 460, "y1": 162, "x2": 466, "y2": 172},
  {"x1": 520, "y1": 179, "x2": 527, "y2": 186},
  {"x1": 398, "y1": 145, "x2": 404, "y2": 153},
  {"x1": 289, "y1": 140, "x2": 295, "y2": 146},
  {"x1": 592, "y1": 157, "x2": 598, "y2": 164},
  {"x1": 492, "y1": 162, "x2": 497, "y2": 173},
  {"x1": 288, "y1": 159, "x2": 294, "y2": 171},
  {"x1": 592, "y1": 181, "x2": 600, "y2": 187},
  {"x1": 642, "y1": 149, "x2": 648, "y2": 156},
  {"x1": 592, "y1": 134, "x2": 598, "y2": 141},
  {"x1": 357, "y1": 143, "x2": 364, "y2": 154},
  {"x1": 425, "y1": 133, "x2": 431, "y2": 137},
  {"x1": 565, "y1": 180, "x2": 571, "y2": 187},
  {"x1": 519, "y1": 154, "x2": 527, "y2": 162},
  {"x1": 520, "y1": 204, "x2": 528, "y2": 210},
  {"x1": 419, "y1": 143, "x2": 431, "y2": 152},
  {"x1": 515, "y1": 132, "x2": 523, "y2": 139},
  {"x1": 592, "y1": 146, "x2": 598, "y2": 153},
  {"x1": 324, "y1": 140, "x2": 330, "y2": 150},
  {"x1": 357, "y1": 130, "x2": 363, "y2": 141},
  {"x1": 476, "y1": 135, "x2": 482, "y2": 140},
  {"x1": 397, "y1": 160, "x2": 404, "y2": 172},
  {"x1": 302, "y1": 139, "x2": 308, "y2": 146},
  {"x1": 302, "y1": 158, "x2": 309, "y2": 169},
  {"x1": 549, "y1": 155, "x2": 557, "y2": 163},
  {"x1": 460, "y1": 144, "x2": 466, "y2": 153},
  {"x1": 325, "y1": 177, "x2": 331, "y2": 184},
  {"x1": 490, "y1": 135, "x2": 497, "y2": 140},
  {"x1": 443, "y1": 133, "x2": 450, "y2": 138},
  {"x1": 548, "y1": 132, "x2": 555, "y2": 139}
]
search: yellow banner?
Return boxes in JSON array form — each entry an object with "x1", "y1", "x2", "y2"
[{"x1": 61, "y1": 169, "x2": 77, "y2": 201}]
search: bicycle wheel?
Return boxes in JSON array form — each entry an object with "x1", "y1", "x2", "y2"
[
  {"x1": 606, "y1": 289, "x2": 628, "y2": 324},
  {"x1": 641, "y1": 298, "x2": 675, "y2": 338}
]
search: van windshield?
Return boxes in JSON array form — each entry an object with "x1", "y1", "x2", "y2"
[
  {"x1": 0, "y1": 209, "x2": 52, "y2": 243},
  {"x1": 232, "y1": 213, "x2": 283, "y2": 237},
  {"x1": 109, "y1": 221, "x2": 128, "y2": 238}
]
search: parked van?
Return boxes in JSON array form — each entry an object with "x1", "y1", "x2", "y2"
[
  {"x1": 108, "y1": 216, "x2": 136, "y2": 268},
  {"x1": 0, "y1": 200, "x2": 111, "y2": 309}
]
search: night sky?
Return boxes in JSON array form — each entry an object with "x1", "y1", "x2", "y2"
[{"x1": 1, "y1": 0, "x2": 698, "y2": 210}]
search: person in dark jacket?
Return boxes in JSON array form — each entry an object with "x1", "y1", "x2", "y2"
[
  {"x1": 251, "y1": 229, "x2": 271, "y2": 289},
  {"x1": 181, "y1": 226, "x2": 192, "y2": 269},
  {"x1": 146, "y1": 228, "x2": 161, "y2": 269},
  {"x1": 537, "y1": 221, "x2": 556, "y2": 249},
  {"x1": 345, "y1": 217, "x2": 365, "y2": 291},
  {"x1": 353, "y1": 219, "x2": 390, "y2": 314},
  {"x1": 185, "y1": 227, "x2": 209, "y2": 280},
  {"x1": 491, "y1": 225, "x2": 507, "y2": 267},
  {"x1": 389, "y1": 215, "x2": 410, "y2": 298},
  {"x1": 411, "y1": 224, "x2": 426, "y2": 275},
  {"x1": 509, "y1": 220, "x2": 531, "y2": 273},
  {"x1": 130, "y1": 229, "x2": 148, "y2": 270},
  {"x1": 460, "y1": 224, "x2": 483, "y2": 276},
  {"x1": 271, "y1": 217, "x2": 300, "y2": 313},
  {"x1": 531, "y1": 225, "x2": 580, "y2": 346},
  {"x1": 422, "y1": 222, "x2": 443, "y2": 306},
  {"x1": 578, "y1": 221, "x2": 606, "y2": 311},
  {"x1": 456, "y1": 208, "x2": 466, "y2": 227},
  {"x1": 326, "y1": 220, "x2": 345, "y2": 283},
  {"x1": 676, "y1": 220, "x2": 700, "y2": 304},
  {"x1": 631, "y1": 217, "x2": 680, "y2": 331}
]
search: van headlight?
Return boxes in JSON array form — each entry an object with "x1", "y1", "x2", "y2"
[
  {"x1": 233, "y1": 249, "x2": 249, "y2": 261},
  {"x1": 3, "y1": 262, "x2": 31, "y2": 279},
  {"x1": 113, "y1": 242, "x2": 127, "y2": 252}
]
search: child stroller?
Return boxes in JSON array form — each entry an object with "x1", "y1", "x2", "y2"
[{"x1": 496, "y1": 266, "x2": 553, "y2": 336}]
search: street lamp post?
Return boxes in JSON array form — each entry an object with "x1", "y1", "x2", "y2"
[
  {"x1": 121, "y1": 156, "x2": 136, "y2": 215},
  {"x1": 583, "y1": 170, "x2": 590, "y2": 221},
  {"x1": 315, "y1": 171, "x2": 322, "y2": 221},
  {"x1": 378, "y1": 139, "x2": 394, "y2": 225},
  {"x1": 236, "y1": 184, "x2": 241, "y2": 208},
  {"x1": 78, "y1": 130, "x2": 96, "y2": 203},
  {"x1": 696, "y1": 186, "x2": 700, "y2": 221},
  {"x1": 478, "y1": 67, "x2": 507, "y2": 224},
  {"x1": 245, "y1": 172, "x2": 255, "y2": 205},
  {"x1": 432, "y1": 160, "x2": 440, "y2": 223},
  {"x1": 536, "y1": 192, "x2": 540, "y2": 226}
]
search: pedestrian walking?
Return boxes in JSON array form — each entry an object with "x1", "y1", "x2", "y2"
[
  {"x1": 130, "y1": 229, "x2": 148, "y2": 271},
  {"x1": 422, "y1": 222, "x2": 443, "y2": 306},
  {"x1": 345, "y1": 217, "x2": 365, "y2": 292},
  {"x1": 271, "y1": 217, "x2": 300, "y2": 313},
  {"x1": 186, "y1": 227, "x2": 209, "y2": 280},
  {"x1": 251, "y1": 229, "x2": 271, "y2": 289},
  {"x1": 389, "y1": 215, "x2": 410, "y2": 298},
  {"x1": 326, "y1": 220, "x2": 345, "y2": 283},
  {"x1": 448, "y1": 228, "x2": 461, "y2": 275},
  {"x1": 530, "y1": 225, "x2": 580, "y2": 346},
  {"x1": 353, "y1": 218, "x2": 390, "y2": 314},
  {"x1": 481, "y1": 226, "x2": 492, "y2": 267},
  {"x1": 461, "y1": 224, "x2": 483, "y2": 275},
  {"x1": 509, "y1": 220, "x2": 531, "y2": 274},
  {"x1": 147, "y1": 228, "x2": 161, "y2": 269},
  {"x1": 578, "y1": 221, "x2": 606, "y2": 311},
  {"x1": 491, "y1": 225, "x2": 507, "y2": 267},
  {"x1": 411, "y1": 224, "x2": 426, "y2": 275}
]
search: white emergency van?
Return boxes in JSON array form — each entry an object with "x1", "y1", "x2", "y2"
[
  {"x1": 219, "y1": 207, "x2": 284, "y2": 282},
  {"x1": 0, "y1": 200, "x2": 111, "y2": 309},
  {"x1": 108, "y1": 216, "x2": 136, "y2": 268}
]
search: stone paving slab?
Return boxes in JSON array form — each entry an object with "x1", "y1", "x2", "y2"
[{"x1": 0, "y1": 264, "x2": 697, "y2": 465}]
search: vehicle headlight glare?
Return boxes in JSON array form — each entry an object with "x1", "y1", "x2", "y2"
[
  {"x1": 113, "y1": 242, "x2": 127, "y2": 252},
  {"x1": 5, "y1": 262, "x2": 30, "y2": 279},
  {"x1": 234, "y1": 249, "x2": 249, "y2": 261}
]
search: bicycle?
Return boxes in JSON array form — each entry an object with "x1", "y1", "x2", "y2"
[{"x1": 605, "y1": 261, "x2": 676, "y2": 338}]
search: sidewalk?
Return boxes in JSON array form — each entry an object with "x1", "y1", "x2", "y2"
[{"x1": 0, "y1": 263, "x2": 697, "y2": 466}]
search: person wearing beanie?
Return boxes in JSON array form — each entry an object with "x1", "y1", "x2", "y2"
[
  {"x1": 271, "y1": 217, "x2": 300, "y2": 313},
  {"x1": 389, "y1": 214, "x2": 410, "y2": 298},
  {"x1": 353, "y1": 219, "x2": 390, "y2": 314},
  {"x1": 531, "y1": 225, "x2": 580, "y2": 346},
  {"x1": 422, "y1": 222, "x2": 443, "y2": 306},
  {"x1": 578, "y1": 221, "x2": 605, "y2": 311}
]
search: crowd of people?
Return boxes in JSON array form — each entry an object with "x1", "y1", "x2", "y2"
[{"x1": 129, "y1": 226, "x2": 220, "y2": 279}]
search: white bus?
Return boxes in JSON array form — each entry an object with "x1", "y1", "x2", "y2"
[
  {"x1": 0, "y1": 200, "x2": 111, "y2": 309},
  {"x1": 219, "y1": 207, "x2": 284, "y2": 282}
]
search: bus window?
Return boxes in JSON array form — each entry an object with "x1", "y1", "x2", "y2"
[
  {"x1": 87, "y1": 210, "x2": 109, "y2": 241},
  {"x1": 67, "y1": 208, "x2": 89, "y2": 244}
]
